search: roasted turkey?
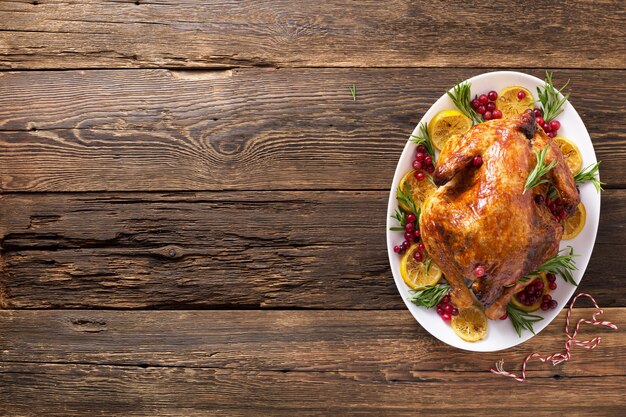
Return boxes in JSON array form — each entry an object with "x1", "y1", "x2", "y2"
[{"x1": 419, "y1": 110, "x2": 580, "y2": 319}]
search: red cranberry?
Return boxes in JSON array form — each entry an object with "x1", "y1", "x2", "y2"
[
  {"x1": 413, "y1": 160, "x2": 423, "y2": 170},
  {"x1": 477, "y1": 105, "x2": 486, "y2": 115},
  {"x1": 558, "y1": 209, "x2": 567, "y2": 219},
  {"x1": 415, "y1": 152, "x2": 425, "y2": 162},
  {"x1": 437, "y1": 307, "x2": 443, "y2": 315},
  {"x1": 405, "y1": 222, "x2": 415, "y2": 233},
  {"x1": 484, "y1": 111, "x2": 493, "y2": 120},
  {"x1": 472, "y1": 155, "x2": 483, "y2": 168},
  {"x1": 413, "y1": 250, "x2": 423, "y2": 262},
  {"x1": 517, "y1": 90, "x2": 526, "y2": 100},
  {"x1": 549, "y1": 281, "x2": 557, "y2": 290},
  {"x1": 547, "y1": 131, "x2": 555, "y2": 138},
  {"x1": 488, "y1": 90, "x2": 498, "y2": 101},
  {"x1": 546, "y1": 273, "x2": 556, "y2": 282},
  {"x1": 535, "y1": 116, "x2": 545, "y2": 127},
  {"x1": 444, "y1": 304, "x2": 454, "y2": 314},
  {"x1": 534, "y1": 195, "x2": 544, "y2": 205},
  {"x1": 518, "y1": 293, "x2": 527, "y2": 302},
  {"x1": 486, "y1": 102, "x2": 496, "y2": 112},
  {"x1": 417, "y1": 243, "x2": 425, "y2": 252},
  {"x1": 404, "y1": 232, "x2": 414, "y2": 242},
  {"x1": 441, "y1": 295, "x2": 451, "y2": 305},
  {"x1": 424, "y1": 155, "x2": 433, "y2": 166},
  {"x1": 441, "y1": 312, "x2": 451, "y2": 322},
  {"x1": 413, "y1": 229, "x2": 421, "y2": 239},
  {"x1": 541, "y1": 302, "x2": 550, "y2": 311},
  {"x1": 471, "y1": 98, "x2": 480, "y2": 109},
  {"x1": 528, "y1": 296, "x2": 537, "y2": 304},
  {"x1": 478, "y1": 94, "x2": 489, "y2": 105},
  {"x1": 534, "y1": 280, "x2": 544, "y2": 290},
  {"x1": 492, "y1": 109, "x2": 503, "y2": 119},
  {"x1": 393, "y1": 245, "x2": 401, "y2": 253},
  {"x1": 401, "y1": 241, "x2": 409, "y2": 250},
  {"x1": 473, "y1": 265, "x2": 486, "y2": 277},
  {"x1": 425, "y1": 164, "x2": 435, "y2": 173},
  {"x1": 451, "y1": 307, "x2": 459, "y2": 316},
  {"x1": 550, "y1": 120, "x2": 561, "y2": 131},
  {"x1": 416, "y1": 145, "x2": 427, "y2": 154},
  {"x1": 542, "y1": 294, "x2": 552, "y2": 302},
  {"x1": 405, "y1": 213, "x2": 416, "y2": 223},
  {"x1": 543, "y1": 122, "x2": 552, "y2": 132},
  {"x1": 415, "y1": 171, "x2": 426, "y2": 181},
  {"x1": 534, "y1": 108, "x2": 543, "y2": 117},
  {"x1": 549, "y1": 300, "x2": 558, "y2": 309},
  {"x1": 500, "y1": 313, "x2": 508, "y2": 320}
]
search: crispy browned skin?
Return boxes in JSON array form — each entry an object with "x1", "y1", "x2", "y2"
[{"x1": 419, "y1": 111, "x2": 579, "y2": 319}]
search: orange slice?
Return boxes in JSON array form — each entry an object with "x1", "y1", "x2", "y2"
[
  {"x1": 400, "y1": 245, "x2": 442, "y2": 289},
  {"x1": 451, "y1": 305, "x2": 488, "y2": 342},
  {"x1": 496, "y1": 86, "x2": 535, "y2": 118}
]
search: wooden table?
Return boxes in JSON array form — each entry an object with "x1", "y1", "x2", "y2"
[{"x1": 1, "y1": 1, "x2": 625, "y2": 415}]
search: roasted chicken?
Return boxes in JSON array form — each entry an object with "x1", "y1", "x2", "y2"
[{"x1": 419, "y1": 110, "x2": 580, "y2": 319}]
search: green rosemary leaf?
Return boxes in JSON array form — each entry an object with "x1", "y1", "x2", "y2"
[
  {"x1": 447, "y1": 81, "x2": 482, "y2": 125},
  {"x1": 391, "y1": 208, "x2": 407, "y2": 227},
  {"x1": 424, "y1": 258, "x2": 432, "y2": 275},
  {"x1": 397, "y1": 183, "x2": 418, "y2": 216},
  {"x1": 524, "y1": 147, "x2": 556, "y2": 193},
  {"x1": 537, "y1": 71, "x2": 570, "y2": 123},
  {"x1": 408, "y1": 283, "x2": 450, "y2": 308},
  {"x1": 389, "y1": 226, "x2": 405, "y2": 231},
  {"x1": 530, "y1": 246, "x2": 579, "y2": 286},
  {"x1": 511, "y1": 247, "x2": 579, "y2": 287},
  {"x1": 409, "y1": 122, "x2": 436, "y2": 161},
  {"x1": 349, "y1": 84, "x2": 357, "y2": 101},
  {"x1": 574, "y1": 162, "x2": 605, "y2": 192},
  {"x1": 507, "y1": 303, "x2": 544, "y2": 337}
]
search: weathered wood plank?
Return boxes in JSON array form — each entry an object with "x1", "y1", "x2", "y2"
[
  {"x1": 0, "y1": 309, "x2": 623, "y2": 378},
  {"x1": 1, "y1": 363, "x2": 624, "y2": 416},
  {"x1": 1, "y1": 68, "x2": 624, "y2": 191},
  {"x1": 0, "y1": 0, "x2": 624, "y2": 70},
  {"x1": 1, "y1": 190, "x2": 623, "y2": 309}
]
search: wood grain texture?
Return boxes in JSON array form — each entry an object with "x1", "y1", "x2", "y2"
[
  {"x1": 2, "y1": 364, "x2": 624, "y2": 417},
  {"x1": 0, "y1": 309, "x2": 624, "y2": 416},
  {"x1": 0, "y1": 309, "x2": 623, "y2": 377},
  {"x1": 1, "y1": 190, "x2": 623, "y2": 309},
  {"x1": 1, "y1": 0, "x2": 625, "y2": 70},
  {"x1": 1, "y1": 68, "x2": 625, "y2": 191}
]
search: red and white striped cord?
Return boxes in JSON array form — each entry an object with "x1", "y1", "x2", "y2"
[{"x1": 491, "y1": 292, "x2": 618, "y2": 382}]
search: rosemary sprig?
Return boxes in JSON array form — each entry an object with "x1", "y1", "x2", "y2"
[
  {"x1": 408, "y1": 283, "x2": 450, "y2": 308},
  {"x1": 349, "y1": 84, "x2": 357, "y2": 101},
  {"x1": 507, "y1": 303, "x2": 544, "y2": 337},
  {"x1": 524, "y1": 147, "x2": 556, "y2": 193},
  {"x1": 447, "y1": 81, "x2": 481, "y2": 124},
  {"x1": 574, "y1": 162, "x2": 604, "y2": 192},
  {"x1": 506, "y1": 247, "x2": 579, "y2": 287},
  {"x1": 397, "y1": 182, "x2": 419, "y2": 215},
  {"x1": 533, "y1": 246, "x2": 578, "y2": 286},
  {"x1": 410, "y1": 122, "x2": 436, "y2": 161},
  {"x1": 537, "y1": 71, "x2": 570, "y2": 122},
  {"x1": 389, "y1": 208, "x2": 407, "y2": 231}
]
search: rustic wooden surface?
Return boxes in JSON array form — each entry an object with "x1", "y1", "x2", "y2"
[{"x1": 1, "y1": 1, "x2": 625, "y2": 416}]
